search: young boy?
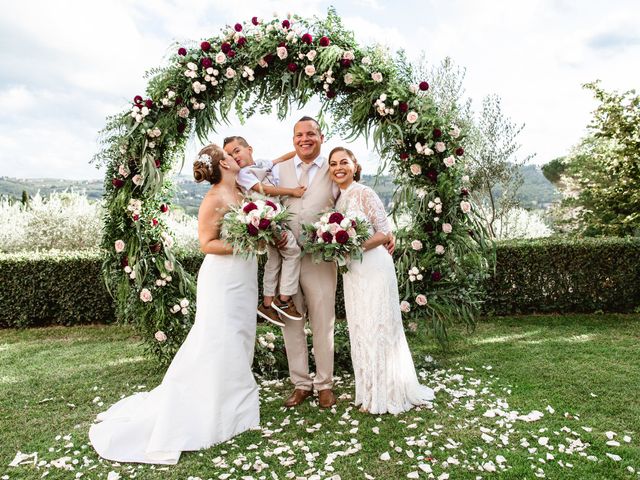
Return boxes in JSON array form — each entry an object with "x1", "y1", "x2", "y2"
[{"x1": 223, "y1": 136, "x2": 305, "y2": 327}]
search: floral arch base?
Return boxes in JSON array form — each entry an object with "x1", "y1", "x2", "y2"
[{"x1": 96, "y1": 9, "x2": 492, "y2": 366}]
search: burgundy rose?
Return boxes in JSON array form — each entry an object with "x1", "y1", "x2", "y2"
[
  {"x1": 431, "y1": 271, "x2": 442, "y2": 282},
  {"x1": 237, "y1": 36, "x2": 246, "y2": 47},
  {"x1": 112, "y1": 178, "x2": 124, "y2": 188},
  {"x1": 335, "y1": 230, "x2": 349, "y2": 244},
  {"x1": 328, "y1": 212, "x2": 345, "y2": 224},
  {"x1": 301, "y1": 33, "x2": 313, "y2": 44},
  {"x1": 251, "y1": 16, "x2": 259, "y2": 26},
  {"x1": 258, "y1": 218, "x2": 271, "y2": 230},
  {"x1": 426, "y1": 169, "x2": 438, "y2": 182},
  {"x1": 278, "y1": 41, "x2": 286, "y2": 48},
  {"x1": 243, "y1": 202, "x2": 258, "y2": 213},
  {"x1": 282, "y1": 19, "x2": 290, "y2": 29},
  {"x1": 433, "y1": 128, "x2": 443, "y2": 138},
  {"x1": 460, "y1": 188, "x2": 469, "y2": 197},
  {"x1": 340, "y1": 58, "x2": 352, "y2": 68},
  {"x1": 321, "y1": 231, "x2": 333, "y2": 243},
  {"x1": 177, "y1": 122, "x2": 186, "y2": 134},
  {"x1": 247, "y1": 224, "x2": 259, "y2": 236},
  {"x1": 201, "y1": 41, "x2": 211, "y2": 52},
  {"x1": 152, "y1": 218, "x2": 159, "y2": 227},
  {"x1": 455, "y1": 147, "x2": 464, "y2": 156},
  {"x1": 326, "y1": 90, "x2": 336, "y2": 99},
  {"x1": 425, "y1": 223, "x2": 434, "y2": 233},
  {"x1": 221, "y1": 42, "x2": 231, "y2": 54},
  {"x1": 234, "y1": 23, "x2": 243, "y2": 32},
  {"x1": 265, "y1": 200, "x2": 277, "y2": 210},
  {"x1": 177, "y1": 47, "x2": 187, "y2": 56},
  {"x1": 263, "y1": 53, "x2": 274, "y2": 65},
  {"x1": 133, "y1": 214, "x2": 140, "y2": 221},
  {"x1": 150, "y1": 242, "x2": 162, "y2": 253},
  {"x1": 120, "y1": 257, "x2": 129, "y2": 267},
  {"x1": 228, "y1": 50, "x2": 236, "y2": 58},
  {"x1": 160, "y1": 203, "x2": 168, "y2": 213},
  {"x1": 419, "y1": 81, "x2": 429, "y2": 91},
  {"x1": 399, "y1": 153, "x2": 409, "y2": 160},
  {"x1": 133, "y1": 95, "x2": 143, "y2": 104},
  {"x1": 175, "y1": 96, "x2": 183, "y2": 105},
  {"x1": 319, "y1": 36, "x2": 330, "y2": 47},
  {"x1": 201, "y1": 57, "x2": 213, "y2": 69},
  {"x1": 351, "y1": 220, "x2": 356, "y2": 227},
  {"x1": 399, "y1": 102, "x2": 409, "y2": 113},
  {"x1": 155, "y1": 159, "x2": 161, "y2": 168},
  {"x1": 145, "y1": 99, "x2": 153, "y2": 108},
  {"x1": 287, "y1": 63, "x2": 298, "y2": 72}
]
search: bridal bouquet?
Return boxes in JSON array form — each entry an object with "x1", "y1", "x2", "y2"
[
  {"x1": 221, "y1": 196, "x2": 289, "y2": 256},
  {"x1": 301, "y1": 210, "x2": 370, "y2": 273}
]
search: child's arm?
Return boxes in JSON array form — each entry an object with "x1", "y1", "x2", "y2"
[
  {"x1": 251, "y1": 183, "x2": 306, "y2": 198},
  {"x1": 271, "y1": 151, "x2": 296, "y2": 165}
]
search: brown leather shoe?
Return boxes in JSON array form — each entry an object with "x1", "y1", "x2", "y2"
[
  {"x1": 317, "y1": 389, "x2": 336, "y2": 409},
  {"x1": 257, "y1": 303, "x2": 285, "y2": 327},
  {"x1": 272, "y1": 297, "x2": 304, "y2": 321},
  {"x1": 284, "y1": 388, "x2": 313, "y2": 407}
]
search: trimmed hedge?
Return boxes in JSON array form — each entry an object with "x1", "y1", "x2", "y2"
[
  {"x1": 1, "y1": 237, "x2": 639, "y2": 328},
  {"x1": 484, "y1": 237, "x2": 640, "y2": 315}
]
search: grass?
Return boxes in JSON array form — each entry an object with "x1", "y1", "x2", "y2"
[{"x1": 1, "y1": 314, "x2": 639, "y2": 479}]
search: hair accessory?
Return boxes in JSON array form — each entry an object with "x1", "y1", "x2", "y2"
[{"x1": 195, "y1": 153, "x2": 212, "y2": 166}]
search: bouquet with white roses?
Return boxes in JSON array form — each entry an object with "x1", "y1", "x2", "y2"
[
  {"x1": 221, "y1": 196, "x2": 289, "y2": 256},
  {"x1": 301, "y1": 210, "x2": 370, "y2": 274}
]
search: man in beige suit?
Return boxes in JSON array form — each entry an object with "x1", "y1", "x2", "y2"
[{"x1": 277, "y1": 116, "x2": 338, "y2": 408}]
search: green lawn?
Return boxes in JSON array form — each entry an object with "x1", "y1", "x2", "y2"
[{"x1": 1, "y1": 314, "x2": 639, "y2": 479}]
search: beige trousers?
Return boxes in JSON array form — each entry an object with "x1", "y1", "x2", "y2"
[
  {"x1": 282, "y1": 254, "x2": 337, "y2": 391},
  {"x1": 262, "y1": 232, "x2": 301, "y2": 297}
]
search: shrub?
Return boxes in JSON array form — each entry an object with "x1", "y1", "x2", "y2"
[{"x1": 485, "y1": 237, "x2": 640, "y2": 315}]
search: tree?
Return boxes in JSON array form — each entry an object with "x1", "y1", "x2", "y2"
[
  {"x1": 554, "y1": 82, "x2": 640, "y2": 236},
  {"x1": 21, "y1": 190, "x2": 30, "y2": 207}
]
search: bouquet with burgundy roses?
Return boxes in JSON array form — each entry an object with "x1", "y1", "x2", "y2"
[
  {"x1": 221, "y1": 196, "x2": 290, "y2": 256},
  {"x1": 301, "y1": 210, "x2": 370, "y2": 274}
]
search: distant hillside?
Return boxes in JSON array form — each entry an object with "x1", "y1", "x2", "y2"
[{"x1": 1, "y1": 164, "x2": 557, "y2": 215}]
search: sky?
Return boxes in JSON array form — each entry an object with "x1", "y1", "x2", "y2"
[{"x1": 0, "y1": 0, "x2": 638, "y2": 180}]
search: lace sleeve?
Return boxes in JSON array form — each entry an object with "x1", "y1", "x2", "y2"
[{"x1": 360, "y1": 186, "x2": 391, "y2": 234}]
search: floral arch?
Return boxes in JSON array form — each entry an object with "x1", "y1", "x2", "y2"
[{"x1": 96, "y1": 9, "x2": 492, "y2": 365}]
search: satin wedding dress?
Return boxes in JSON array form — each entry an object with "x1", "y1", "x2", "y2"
[
  {"x1": 337, "y1": 182, "x2": 434, "y2": 415},
  {"x1": 89, "y1": 254, "x2": 259, "y2": 464}
]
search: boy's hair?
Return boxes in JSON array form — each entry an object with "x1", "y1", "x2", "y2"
[{"x1": 223, "y1": 136, "x2": 250, "y2": 147}]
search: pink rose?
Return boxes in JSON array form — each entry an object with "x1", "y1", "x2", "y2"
[
  {"x1": 443, "y1": 155, "x2": 456, "y2": 168},
  {"x1": 154, "y1": 331, "x2": 167, "y2": 342},
  {"x1": 442, "y1": 223, "x2": 452, "y2": 234},
  {"x1": 435, "y1": 142, "x2": 446, "y2": 153},
  {"x1": 304, "y1": 65, "x2": 316, "y2": 76},
  {"x1": 139, "y1": 288, "x2": 153, "y2": 303},
  {"x1": 114, "y1": 240, "x2": 125, "y2": 253},
  {"x1": 460, "y1": 201, "x2": 472, "y2": 213},
  {"x1": 277, "y1": 46, "x2": 288, "y2": 59},
  {"x1": 400, "y1": 301, "x2": 411, "y2": 313},
  {"x1": 416, "y1": 294, "x2": 428, "y2": 306},
  {"x1": 409, "y1": 164, "x2": 422, "y2": 176},
  {"x1": 371, "y1": 72, "x2": 383, "y2": 83},
  {"x1": 406, "y1": 111, "x2": 419, "y2": 124},
  {"x1": 435, "y1": 245, "x2": 445, "y2": 255},
  {"x1": 411, "y1": 239, "x2": 423, "y2": 251}
]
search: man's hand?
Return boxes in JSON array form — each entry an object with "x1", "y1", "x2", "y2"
[
  {"x1": 384, "y1": 233, "x2": 396, "y2": 255},
  {"x1": 290, "y1": 185, "x2": 307, "y2": 198},
  {"x1": 276, "y1": 230, "x2": 289, "y2": 249}
]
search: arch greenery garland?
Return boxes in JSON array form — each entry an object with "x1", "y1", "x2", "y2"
[{"x1": 95, "y1": 9, "x2": 493, "y2": 366}]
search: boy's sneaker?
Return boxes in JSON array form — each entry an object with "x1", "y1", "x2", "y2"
[
  {"x1": 272, "y1": 298, "x2": 304, "y2": 321},
  {"x1": 257, "y1": 304, "x2": 285, "y2": 327}
]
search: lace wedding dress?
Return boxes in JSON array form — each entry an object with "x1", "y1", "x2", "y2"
[
  {"x1": 337, "y1": 182, "x2": 434, "y2": 415},
  {"x1": 89, "y1": 254, "x2": 259, "y2": 464}
]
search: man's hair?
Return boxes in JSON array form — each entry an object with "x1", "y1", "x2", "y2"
[
  {"x1": 295, "y1": 116, "x2": 322, "y2": 133},
  {"x1": 223, "y1": 136, "x2": 249, "y2": 147}
]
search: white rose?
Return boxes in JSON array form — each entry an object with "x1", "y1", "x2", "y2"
[
  {"x1": 140, "y1": 106, "x2": 149, "y2": 116},
  {"x1": 435, "y1": 204, "x2": 442, "y2": 214},
  {"x1": 435, "y1": 245, "x2": 445, "y2": 255},
  {"x1": 371, "y1": 72, "x2": 383, "y2": 83},
  {"x1": 361, "y1": 56, "x2": 372, "y2": 65},
  {"x1": 118, "y1": 164, "x2": 130, "y2": 177},
  {"x1": 462, "y1": 175, "x2": 470, "y2": 183},
  {"x1": 124, "y1": 266, "x2": 132, "y2": 274},
  {"x1": 409, "y1": 274, "x2": 416, "y2": 282},
  {"x1": 400, "y1": 301, "x2": 411, "y2": 313},
  {"x1": 344, "y1": 73, "x2": 354, "y2": 85},
  {"x1": 225, "y1": 67, "x2": 236, "y2": 79},
  {"x1": 406, "y1": 111, "x2": 419, "y2": 124},
  {"x1": 435, "y1": 142, "x2": 446, "y2": 153},
  {"x1": 129, "y1": 271, "x2": 136, "y2": 279},
  {"x1": 181, "y1": 308, "x2": 189, "y2": 315},
  {"x1": 180, "y1": 298, "x2": 189, "y2": 308},
  {"x1": 139, "y1": 288, "x2": 153, "y2": 303},
  {"x1": 114, "y1": 240, "x2": 125, "y2": 253},
  {"x1": 178, "y1": 106, "x2": 190, "y2": 118},
  {"x1": 277, "y1": 46, "x2": 288, "y2": 59},
  {"x1": 409, "y1": 163, "x2": 422, "y2": 176},
  {"x1": 304, "y1": 65, "x2": 316, "y2": 76},
  {"x1": 215, "y1": 52, "x2": 226, "y2": 64},
  {"x1": 442, "y1": 223, "x2": 453, "y2": 234},
  {"x1": 265, "y1": 332, "x2": 276, "y2": 342},
  {"x1": 187, "y1": 62, "x2": 197, "y2": 71},
  {"x1": 411, "y1": 239, "x2": 423, "y2": 251},
  {"x1": 450, "y1": 125, "x2": 461, "y2": 138},
  {"x1": 340, "y1": 218, "x2": 352, "y2": 229},
  {"x1": 443, "y1": 155, "x2": 456, "y2": 168},
  {"x1": 343, "y1": 50, "x2": 355, "y2": 60},
  {"x1": 415, "y1": 294, "x2": 428, "y2": 306},
  {"x1": 460, "y1": 200, "x2": 472, "y2": 213},
  {"x1": 409, "y1": 84, "x2": 419, "y2": 94},
  {"x1": 416, "y1": 274, "x2": 423, "y2": 280},
  {"x1": 410, "y1": 267, "x2": 420, "y2": 275},
  {"x1": 306, "y1": 50, "x2": 317, "y2": 61},
  {"x1": 154, "y1": 331, "x2": 167, "y2": 342},
  {"x1": 132, "y1": 174, "x2": 143, "y2": 186}
]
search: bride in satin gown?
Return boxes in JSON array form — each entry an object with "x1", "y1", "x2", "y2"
[
  {"x1": 328, "y1": 147, "x2": 434, "y2": 415},
  {"x1": 89, "y1": 144, "x2": 259, "y2": 464}
]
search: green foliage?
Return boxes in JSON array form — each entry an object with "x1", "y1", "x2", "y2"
[
  {"x1": 485, "y1": 237, "x2": 640, "y2": 315},
  {"x1": 557, "y1": 82, "x2": 640, "y2": 236},
  {"x1": 541, "y1": 157, "x2": 566, "y2": 185}
]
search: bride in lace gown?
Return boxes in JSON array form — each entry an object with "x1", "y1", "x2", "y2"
[
  {"x1": 89, "y1": 144, "x2": 259, "y2": 464},
  {"x1": 328, "y1": 147, "x2": 434, "y2": 415}
]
